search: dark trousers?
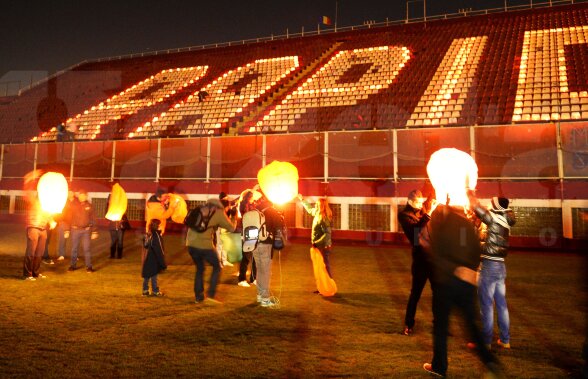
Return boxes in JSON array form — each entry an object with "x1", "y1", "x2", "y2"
[
  {"x1": 404, "y1": 253, "x2": 432, "y2": 328},
  {"x1": 109, "y1": 229, "x2": 124, "y2": 258},
  {"x1": 42, "y1": 227, "x2": 53, "y2": 260},
  {"x1": 431, "y1": 277, "x2": 497, "y2": 376},
  {"x1": 23, "y1": 227, "x2": 47, "y2": 277},
  {"x1": 188, "y1": 247, "x2": 221, "y2": 301},
  {"x1": 317, "y1": 246, "x2": 332, "y2": 278},
  {"x1": 238, "y1": 250, "x2": 257, "y2": 283}
]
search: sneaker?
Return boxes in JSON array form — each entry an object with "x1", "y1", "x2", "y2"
[
  {"x1": 68, "y1": 266, "x2": 76, "y2": 271},
  {"x1": 152, "y1": 291, "x2": 164, "y2": 297},
  {"x1": 36, "y1": 273, "x2": 47, "y2": 279},
  {"x1": 423, "y1": 363, "x2": 444, "y2": 377},
  {"x1": 260, "y1": 298, "x2": 276, "y2": 307},
  {"x1": 222, "y1": 260, "x2": 234, "y2": 267},
  {"x1": 142, "y1": 290, "x2": 150, "y2": 296},
  {"x1": 86, "y1": 267, "x2": 94, "y2": 273},
  {"x1": 24, "y1": 276, "x2": 36, "y2": 281},
  {"x1": 256, "y1": 294, "x2": 262, "y2": 303},
  {"x1": 57, "y1": 256, "x2": 65, "y2": 261},
  {"x1": 238, "y1": 280, "x2": 250, "y2": 287},
  {"x1": 497, "y1": 339, "x2": 510, "y2": 349},
  {"x1": 252, "y1": 280, "x2": 257, "y2": 286},
  {"x1": 403, "y1": 326, "x2": 413, "y2": 336},
  {"x1": 466, "y1": 342, "x2": 492, "y2": 350},
  {"x1": 42, "y1": 259, "x2": 54, "y2": 265},
  {"x1": 204, "y1": 297, "x2": 223, "y2": 305}
]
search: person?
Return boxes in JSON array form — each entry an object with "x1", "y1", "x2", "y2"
[
  {"x1": 142, "y1": 219, "x2": 166, "y2": 296},
  {"x1": 251, "y1": 193, "x2": 284, "y2": 307},
  {"x1": 469, "y1": 194, "x2": 516, "y2": 350},
  {"x1": 422, "y1": 201, "x2": 501, "y2": 377},
  {"x1": 41, "y1": 223, "x2": 55, "y2": 265},
  {"x1": 237, "y1": 189, "x2": 257, "y2": 287},
  {"x1": 186, "y1": 197, "x2": 236, "y2": 304},
  {"x1": 54, "y1": 190, "x2": 76, "y2": 261},
  {"x1": 68, "y1": 190, "x2": 97, "y2": 272},
  {"x1": 397, "y1": 190, "x2": 437, "y2": 336},
  {"x1": 298, "y1": 194, "x2": 334, "y2": 280},
  {"x1": 23, "y1": 193, "x2": 55, "y2": 280},
  {"x1": 145, "y1": 189, "x2": 176, "y2": 235},
  {"x1": 216, "y1": 192, "x2": 235, "y2": 267},
  {"x1": 107, "y1": 194, "x2": 130, "y2": 259}
]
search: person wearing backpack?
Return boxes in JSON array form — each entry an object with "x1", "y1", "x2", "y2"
[
  {"x1": 186, "y1": 198, "x2": 237, "y2": 304},
  {"x1": 247, "y1": 194, "x2": 284, "y2": 308},
  {"x1": 237, "y1": 189, "x2": 258, "y2": 287},
  {"x1": 142, "y1": 219, "x2": 166, "y2": 296}
]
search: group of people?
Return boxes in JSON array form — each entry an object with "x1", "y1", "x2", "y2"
[
  {"x1": 398, "y1": 189, "x2": 516, "y2": 377},
  {"x1": 24, "y1": 185, "x2": 132, "y2": 280}
]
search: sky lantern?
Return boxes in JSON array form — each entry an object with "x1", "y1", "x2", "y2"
[
  {"x1": 105, "y1": 183, "x2": 128, "y2": 221},
  {"x1": 257, "y1": 161, "x2": 299, "y2": 205},
  {"x1": 36, "y1": 172, "x2": 68, "y2": 214},
  {"x1": 426, "y1": 148, "x2": 478, "y2": 208},
  {"x1": 168, "y1": 194, "x2": 188, "y2": 223}
]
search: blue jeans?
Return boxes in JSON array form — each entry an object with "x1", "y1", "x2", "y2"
[
  {"x1": 143, "y1": 275, "x2": 158, "y2": 292},
  {"x1": 478, "y1": 259, "x2": 510, "y2": 344},
  {"x1": 188, "y1": 247, "x2": 221, "y2": 301},
  {"x1": 70, "y1": 229, "x2": 92, "y2": 269},
  {"x1": 56, "y1": 222, "x2": 69, "y2": 258}
]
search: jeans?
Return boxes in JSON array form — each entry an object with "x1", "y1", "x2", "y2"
[
  {"x1": 71, "y1": 228, "x2": 92, "y2": 269},
  {"x1": 479, "y1": 259, "x2": 510, "y2": 345},
  {"x1": 188, "y1": 247, "x2": 221, "y2": 301},
  {"x1": 404, "y1": 252, "x2": 432, "y2": 329},
  {"x1": 143, "y1": 275, "x2": 158, "y2": 292},
  {"x1": 23, "y1": 227, "x2": 47, "y2": 277},
  {"x1": 56, "y1": 222, "x2": 68, "y2": 257},
  {"x1": 252, "y1": 243, "x2": 272, "y2": 299},
  {"x1": 431, "y1": 277, "x2": 497, "y2": 376},
  {"x1": 317, "y1": 246, "x2": 332, "y2": 278},
  {"x1": 110, "y1": 229, "x2": 124, "y2": 258}
]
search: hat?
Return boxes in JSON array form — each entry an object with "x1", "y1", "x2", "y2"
[
  {"x1": 491, "y1": 197, "x2": 509, "y2": 211},
  {"x1": 408, "y1": 190, "x2": 423, "y2": 201},
  {"x1": 219, "y1": 192, "x2": 228, "y2": 200}
]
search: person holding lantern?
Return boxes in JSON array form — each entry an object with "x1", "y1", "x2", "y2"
[
  {"x1": 68, "y1": 190, "x2": 98, "y2": 273},
  {"x1": 23, "y1": 193, "x2": 56, "y2": 280},
  {"x1": 298, "y1": 194, "x2": 334, "y2": 281},
  {"x1": 107, "y1": 193, "x2": 130, "y2": 259},
  {"x1": 237, "y1": 189, "x2": 258, "y2": 287},
  {"x1": 145, "y1": 189, "x2": 177, "y2": 235}
]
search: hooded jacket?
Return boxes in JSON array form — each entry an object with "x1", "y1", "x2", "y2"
[
  {"x1": 473, "y1": 205, "x2": 516, "y2": 261},
  {"x1": 186, "y1": 198, "x2": 236, "y2": 250}
]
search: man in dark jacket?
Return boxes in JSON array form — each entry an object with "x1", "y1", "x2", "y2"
[
  {"x1": 423, "y1": 203, "x2": 500, "y2": 378},
  {"x1": 68, "y1": 190, "x2": 97, "y2": 272},
  {"x1": 398, "y1": 189, "x2": 436, "y2": 335},
  {"x1": 470, "y1": 193, "x2": 516, "y2": 350}
]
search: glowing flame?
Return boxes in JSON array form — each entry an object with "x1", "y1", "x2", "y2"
[
  {"x1": 105, "y1": 183, "x2": 128, "y2": 221},
  {"x1": 426, "y1": 148, "x2": 478, "y2": 207},
  {"x1": 37, "y1": 172, "x2": 68, "y2": 214},
  {"x1": 257, "y1": 161, "x2": 299, "y2": 205}
]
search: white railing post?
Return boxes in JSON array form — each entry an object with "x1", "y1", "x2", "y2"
[
  {"x1": 155, "y1": 139, "x2": 161, "y2": 183},
  {"x1": 110, "y1": 141, "x2": 116, "y2": 182}
]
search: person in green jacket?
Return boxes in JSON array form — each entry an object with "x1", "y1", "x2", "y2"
[
  {"x1": 298, "y1": 194, "x2": 333, "y2": 278},
  {"x1": 186, "y1": 198, "x2": 236, "y2": 304}
]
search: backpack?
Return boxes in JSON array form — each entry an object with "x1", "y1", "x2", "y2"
[
  {"x1": 241, "y1": 208, "x2": 269, "y2": 252},
  {"x1": 184, "y1": 204, "x2": 216, "y2": 233}
]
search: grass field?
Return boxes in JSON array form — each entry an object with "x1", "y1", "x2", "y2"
[{"x1": 0, "y1": 222, "x2": 586, "y2": 378}]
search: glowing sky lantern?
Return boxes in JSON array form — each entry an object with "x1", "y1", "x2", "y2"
[
  {"x1": 168, "y1": 194, "x2": 188, "y2": 223},
  {"x1": 426, "y1": 148, "x2": 478, "y2": 208},
  {"x1": 36, "y1": 172, "x2": 68, "y2": 214},
  {"x1": 105, "y1": 183, "x2": 128, "y2": 221},
  {"x1": 257, "y1": 161, "x2": 299, "y2": 205}
]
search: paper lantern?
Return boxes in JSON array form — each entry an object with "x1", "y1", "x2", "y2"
[
  {"x1": 168, "y1": 194, "x2": 188, "y2": 223},
  {"x1": 37, "y1": 172, "x2": 68, "y2": 214},
  {"x1": 427, "y1": 148, "x2": 478, "y2": 207},
  {"x1": 257, "y1": 161, "x2": 299, "y2": 205},
  {"x1": 310, "y1": 247, "x2": 337, "y2": 296},
  {"x1": 105, "y1": 183, "x2": 127, "y2": 221}
]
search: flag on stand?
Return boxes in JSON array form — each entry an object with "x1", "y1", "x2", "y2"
[{"x1": 322, "y1": 16, "x2": 332, "y2": 25}]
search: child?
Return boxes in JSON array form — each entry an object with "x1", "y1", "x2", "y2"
[{"x1": 142, "y1": 219, "x2": 167, "y2": 296}]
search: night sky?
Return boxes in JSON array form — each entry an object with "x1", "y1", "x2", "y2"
[{"x1": 1, "y1": 0, "x2": 530, "y2": 88}]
